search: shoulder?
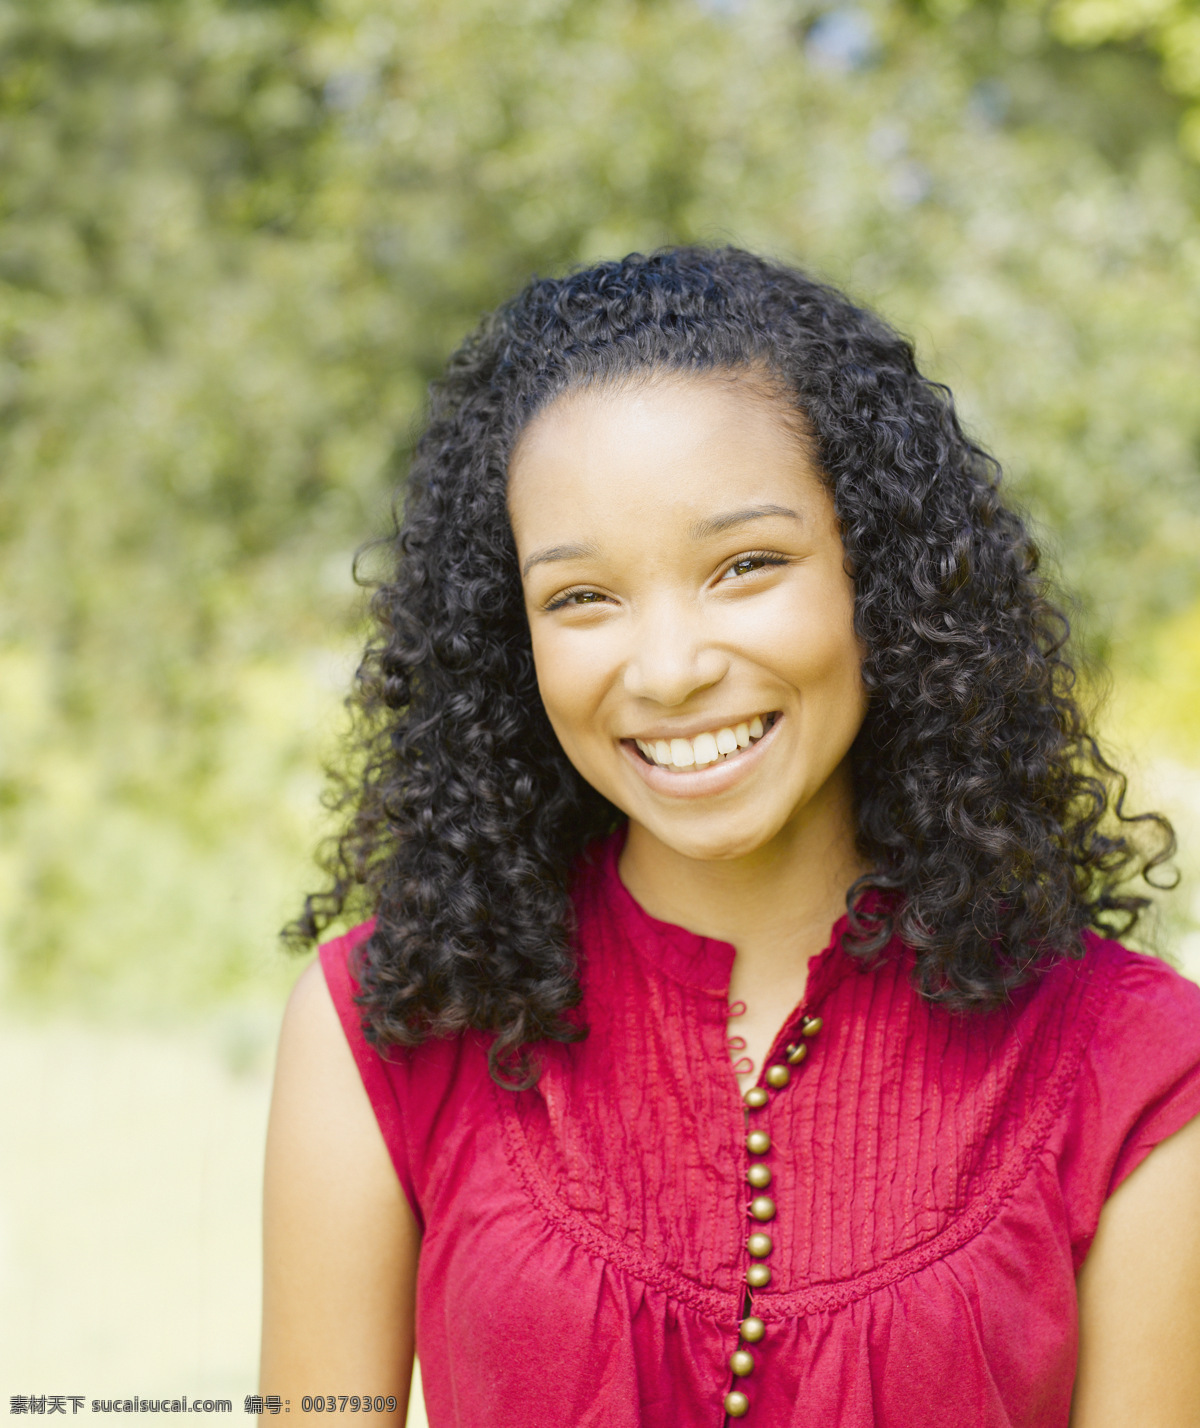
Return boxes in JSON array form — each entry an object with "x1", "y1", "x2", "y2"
[
  {"x1": 1082, "y1": 932, "x2": 1200, "y2": 1162},
  {"x1": 1079, "y1": 926, "x2": 1200, "y2": 993},
  {"x1": 1045, "y1": 933, "x2": 1200, "y2": 1260},
  {"x1": 287, "y1": 949, "x2": 346, "y2": 1035},
  {"x1": 1011, "y1": 929, "x2": 1200, "y2": 1064},
  {"x1": 1074, "y1": 931, "x2": 1200, "y2": 1064},
  {"x1": 273, "y1": 946, "x2": 387, "y2": 1142},
  {"x1": 316, "y1": 920, "x2": 415, "y2": 1125},
  {"x1": 315, "y1": 922, "x2": 495, "y2": 1217},
  {"x1": 317, "y1": 918, "x2": 376, "y2": 1022},
  {"x1": 274, "y1": 951, "x2": 366, "y2": 1115},
  {"x1": 266, "y1": 950, "x2": 412, "y2": 1222}
]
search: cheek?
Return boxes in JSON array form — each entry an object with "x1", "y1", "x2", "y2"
[
  {"x1": 745, "y1": 579, "x2": 861, "y2": 688},
  {"x1": 529, "y1": 625, "x2": 609, "y2": 752}
]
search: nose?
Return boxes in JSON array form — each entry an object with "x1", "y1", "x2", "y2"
[{"x1": 621, "y1": 599, "x2": 728, "y2": 708}]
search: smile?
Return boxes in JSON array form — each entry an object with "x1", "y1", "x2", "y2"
[{"x1": 627, "y1": 712, "x2": 780, "y2": 771}]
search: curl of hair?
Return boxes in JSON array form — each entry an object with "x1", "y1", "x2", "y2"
[{"x1": 289, "y1": 246, "x2": 1174, "y2": 1087}]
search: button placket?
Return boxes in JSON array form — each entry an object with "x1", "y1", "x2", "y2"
[{"x1": 723, "y1": 1012, "x2": 823, "y2": 1421}]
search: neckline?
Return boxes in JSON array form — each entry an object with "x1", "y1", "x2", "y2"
[{"x1": 589, "y1": 824, "x2": 856, "y2": 1007}]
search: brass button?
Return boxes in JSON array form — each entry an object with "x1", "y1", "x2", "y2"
[
  {"x1": 747, "y1": 1163, "x2": 771, "y2": 1189},
  {"x1": 730, "y1": 1349, "x2": 755, "y2": 1377},
  {"x1": 746, "y1": 1129, "x2": 771, "y2": 1155},
  {"x1": 785, "y1": 1042, "x2": 808, "y2": 1065},
  {"x1": 750, "y1": 1195, "x2": 776, "y2": 1222},
  {"x1": 746, "y1": 1232, "x2": 773, "y2": 1258},
  {"x1": 740, "y1": 1315, "x2": 766, "y2": 1343},
  {"x1": 802, "y1": 1015, "x2": 823, "y2": 1036},
  {"x1": 724, "y1": 1390, "x2": 749, "y2": 1417},
  {"x1": 765, "y1": 1064, "x2": 790, "y2": 1089},
  {"x1": 746, "y1": 1262, "x2": 771, "y2": 1288},
  {"x1": 744, "y1": 1086, "x2": 768, "y2": 1109}
]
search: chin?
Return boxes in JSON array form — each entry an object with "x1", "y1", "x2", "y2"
[{"x1": 643, "y1": 811, "x2": 787, "y2": 864}]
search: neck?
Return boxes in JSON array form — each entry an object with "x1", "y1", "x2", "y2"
[{"x1": 617, "y1": 760, "x2": 865, "y2": 976}]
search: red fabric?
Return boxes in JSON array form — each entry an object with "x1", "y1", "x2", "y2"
[{"x1": 320, "y1": 832, "x2": 1200, "y2": 1427}]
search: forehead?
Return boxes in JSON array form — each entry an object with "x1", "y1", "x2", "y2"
[{"x1": 506, "y1": 372, "x2": 825, "y2": 544}]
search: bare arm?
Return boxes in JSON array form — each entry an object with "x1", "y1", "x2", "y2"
[
  {"x1": 1072, "y1": 1111, "x2": 1200, "y2": 1427},
  {"x1": 261, "y1": 959, "x2": 421, "y2": 1424}
]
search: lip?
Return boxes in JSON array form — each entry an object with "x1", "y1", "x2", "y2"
[
  {"x1": 619, "y1": 712, "x2": 784, "y2": 799},
  {"x1": 622, "y1": 711, "x2": 776, "y2": 744}
]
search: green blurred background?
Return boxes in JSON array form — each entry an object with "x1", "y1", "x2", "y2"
[{"x1": 2, "y1": 0, "x2": 1200, "y2": 1416}]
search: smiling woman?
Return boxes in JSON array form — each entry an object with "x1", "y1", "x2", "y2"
[
  {"x1": 262, "y1": 248, "x2": 1200, "y2": 1428},
  {"x1": 508, "y1": 376, "x2": 868, "y2": 1079},
  {"x1": 510, "y1": 378, "x2": 865, "y2": 845}
]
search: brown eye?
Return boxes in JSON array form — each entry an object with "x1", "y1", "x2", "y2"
[
  {"x1": 546, "y1": 587, "x2": 607, "y2": 611},
  {"x1": 723, "y1": 552, "x2": 787, "y2": 581}
]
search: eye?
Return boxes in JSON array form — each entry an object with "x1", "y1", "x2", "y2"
[
  {"x1": 544, "y1": 587, "x2": 609, "y2": 612},
  {"x1": 721, "y1": 551, "x2": 789, "y2": 581}
]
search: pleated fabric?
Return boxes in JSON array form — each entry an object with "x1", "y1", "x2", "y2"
[{"x1": 321, "y1": 830, "x2": 1200, "y2": 1427}]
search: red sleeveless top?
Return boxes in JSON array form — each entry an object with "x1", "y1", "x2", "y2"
[{"x1": 321, "y1": 832, "x2": 1200, "y2": 1427}]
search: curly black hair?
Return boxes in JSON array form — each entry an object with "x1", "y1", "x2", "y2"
[{"x1": 291, "y1": 246, "x2": 1174, "y2": 1086}]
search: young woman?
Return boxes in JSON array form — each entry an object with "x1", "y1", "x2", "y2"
[{"x1": 261, "y1": 248, "x2": 1200, "y2": 1427}]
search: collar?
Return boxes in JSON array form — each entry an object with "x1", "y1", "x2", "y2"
[{"x1": 580, "y1": 824, "x2": 860, "y2": 1006}]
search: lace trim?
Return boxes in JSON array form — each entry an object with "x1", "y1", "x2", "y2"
[
  {"x1": 760, "y1": 954, "x2": 1107, "y2": 1316},
  {"x1": 496, "y1": 1075, "x2": 743, "y2": 1324},
  {"x1": 495, "y1": 953, "x2": 1109, "y2": 1320}
]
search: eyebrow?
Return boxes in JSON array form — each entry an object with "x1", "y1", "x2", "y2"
[
  {"x1": 520, "y1": 505, "x2": 803, "y2": 578},
  {"x1": 520, "y1": 541, "x2": 600, "y2": 578},
  {"x1": 688, "y1": 504, "x2": 803, "y2": 539}
]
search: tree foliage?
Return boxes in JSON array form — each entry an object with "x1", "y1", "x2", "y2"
[{"x1": 1, "y1": 0, "x2": 1197, "y2": 1012}]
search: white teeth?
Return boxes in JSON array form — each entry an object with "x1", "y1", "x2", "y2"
[
  {"x1": 693, "y1": 732, "x2": 720, "y2": 766},
  {"x1": 634, "y1": 716, "x2": 774, "y2": 769},
  {"x1": 669, "y1": 738, "x2": 695, "y2": 768}
]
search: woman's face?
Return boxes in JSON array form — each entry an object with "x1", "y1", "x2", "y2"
[{"x1": 507, "y1": 372, "x2": 866, "y2": 865}]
